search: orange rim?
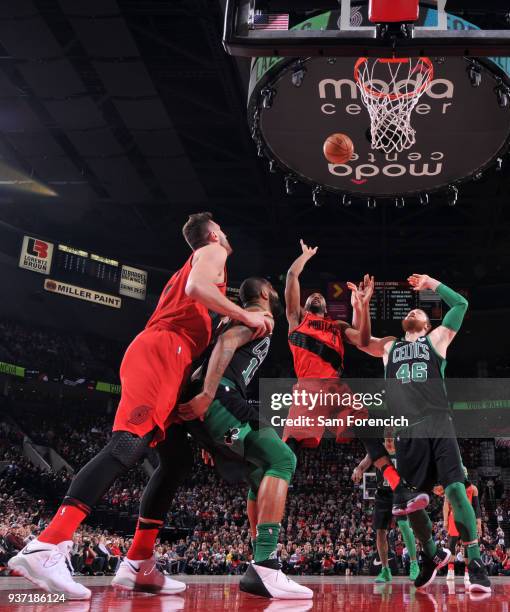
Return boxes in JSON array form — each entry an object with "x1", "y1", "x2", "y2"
[{"x1": 354, "y1": 57, "x2": 434, "y2": 101}]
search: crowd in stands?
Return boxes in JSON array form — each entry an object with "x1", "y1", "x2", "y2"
[
  {"x1": 2, "y1": 411, "x2": 509, "y2": 577},
  {"x1": 0, "y1": 320, "x2": 123, "y2": 381},
  {"x1": 1, "y1": 317, "x2": 510, "y2": 578}
]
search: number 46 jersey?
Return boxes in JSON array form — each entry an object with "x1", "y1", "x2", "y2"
[{"x1": 385, "y1": 335, "x2": 450, "y2": 420}]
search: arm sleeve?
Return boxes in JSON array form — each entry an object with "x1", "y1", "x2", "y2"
[
  {"x1": 471, "y1": 494, "x2": 481, "y2": 519},
  {"x1": 437, "y1": 283, "x2": 468, "y2": 332}
]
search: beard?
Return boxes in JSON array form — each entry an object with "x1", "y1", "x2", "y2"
[
  {"x1": 402, "y1": 318, "x2": 428, "y2": 333},
  {"x1": 269, "y1": 293, "x2": 284, "y2": 318},
  {"x1": 220, "y1": 236, "x2": 233, "y2": 255},
  {"x1": 308, "y1": 303, "x2": 325, "y2": 315}
]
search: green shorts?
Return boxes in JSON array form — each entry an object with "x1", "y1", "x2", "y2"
[{"x1": 185, "y1": 378, "x2": 296, "y2": 497}]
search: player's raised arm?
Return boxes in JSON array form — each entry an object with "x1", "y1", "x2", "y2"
[
  {"x1": 186, "y1": 244, "x2": 271, "y2": 339},
  {"x1": 178, "y1": 323, "x2": 262, "y2": 421},
  {"x1": 352, "y1": 453, "x2": 372, "y2": 484},
  {"x1": 285, "y1": 239, "x2": 317, "y2": 331},
  {"x1": 357, "y1": 335, "x2": 396, "y2": 359},
  {"x1": 341, "y1": 274, "x2": 374, "y2": 347},
  {"x1": 408, "y1": 274, "x2": 468, "y2": 357}
]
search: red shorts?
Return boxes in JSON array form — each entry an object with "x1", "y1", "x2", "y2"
[
  {"x1": 112, "y1": 327, "x2": 193, "y2": 446},
  {"x1": 282, "y1": 379, "x2": 367, "y2": 448}
]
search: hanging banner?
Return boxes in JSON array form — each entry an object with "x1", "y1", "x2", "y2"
[
  {"x1": 119, "y1": 265, "x2": 147, "y2": 300},
  {"x1": 44, "y1": 279, "x2": 122, "y2": 309}
]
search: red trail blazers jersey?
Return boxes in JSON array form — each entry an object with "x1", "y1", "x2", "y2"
[
  {"x1": 288, "y1": 312, "x2": 344, "y2": 378},
  {"x1": 146, "y1": 253, "x2": 227, "y2": 359}
]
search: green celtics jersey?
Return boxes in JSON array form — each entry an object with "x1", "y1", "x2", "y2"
[
  {"x1": 385, "y1": 335, "x2": 449, "y2": 420},
  {"x1": 224, "y1": 334, "x2": 271, "y2": 398}
]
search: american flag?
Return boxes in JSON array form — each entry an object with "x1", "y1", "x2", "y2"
[{"x1": 252, "y1": 11, "x2": 289, "y2": 31}]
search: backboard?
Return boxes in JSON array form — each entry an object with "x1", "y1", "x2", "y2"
[
  {"x1": 224, "y1": 0, "x2": 510, "y2": 58},
  {"x1": 246, "y1": 2, "x2": 510, "y2": 199}
]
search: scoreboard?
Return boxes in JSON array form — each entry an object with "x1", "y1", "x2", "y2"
[
  {"x1": 368, "y1": 281, "x2": 443, "y2": 321},
  {"x1": 19, "y1": 235, "x2": 148, "y2": 306},
  {"x1": 55, "y1": 245, "x2": 121, "y2": 294},
  {"x1": 327, "y1": 281, "x2": 445, "y2": 322}
]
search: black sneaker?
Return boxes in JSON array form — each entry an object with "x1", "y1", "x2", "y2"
[
  {"x1": 240, "y1": 559, "x2": 313, "y2": 599},
  {"x1": 467, "y1": 558, "x2": 491, "y2": 593},
  {"x1": 415, "y1": 548, "x2": 451, "y2": 589},
  {"x1": 392, "y1": 483, "x2": 430, "y2": 516}
]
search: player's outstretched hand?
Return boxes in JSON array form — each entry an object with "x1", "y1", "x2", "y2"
[
  {"x1": 352, "y1": 466, "x2": 363, "y2": 484},
  {"x1": 408, "y1": 273, "x2": 433, "y2": 291},
  {"x1": 300, "y1": 238, "x2": 318, "y2": 260},
  {"x1": 177, "y1": 391, "x2": 213, "y2": 421},
  {"x1": 242, "y1": 310, "x2": 273, "y2": 339},
  {"x1": 347, "y1": 281, "x2": 362, "y2": 309},
  {"x1": 361, "y1": 274, "x2": 375, "y2": 303},
  {"x1": 347, "y1": 274, "x2": 374, "y2": 308}
]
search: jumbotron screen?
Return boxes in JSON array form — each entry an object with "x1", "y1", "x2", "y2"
[{"x1": 326, "y1": 281, "x2": 450, "y2": 322}]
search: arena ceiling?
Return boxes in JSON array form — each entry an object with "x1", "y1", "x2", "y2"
[{"x1": 0, "y1": 0, "x2": 509, "y2": 288}]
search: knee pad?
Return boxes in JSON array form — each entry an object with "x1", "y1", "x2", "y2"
[
  {"x1": 266, "y1": 442, "x2": 297, "y2": 483},
  {"x1": 284, "y1": 444, "x2": 297, "y2": 478},
  {"x1": 108, "y1": 430, "x2": 153, "y2": 469}
]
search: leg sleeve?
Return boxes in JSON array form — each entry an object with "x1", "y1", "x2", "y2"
[
  {"x1": 139, "y1": 425, "x2": 194, "y2": 521},
  {"x1": 66, "y1": 429, "x2": 154, "y2": 508}
]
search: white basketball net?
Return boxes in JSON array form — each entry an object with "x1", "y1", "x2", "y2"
[{"x1": 355, "y1": 57, "x2": 434, "y2": 154}]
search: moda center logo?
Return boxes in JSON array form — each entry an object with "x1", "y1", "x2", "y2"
[
  {"x1": 318, "y1": 76, "x2": 452, "y2": 184},
  {"x1": 18, "y1": 235, "x2": 54, "y2": 275},
  {"x1": 255, "y1": 55, "x2": 510, "y2": 196}
]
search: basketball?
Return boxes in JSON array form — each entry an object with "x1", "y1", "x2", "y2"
[{"x1": 323, "y1": 133, "x2": 354, "y2": 164}]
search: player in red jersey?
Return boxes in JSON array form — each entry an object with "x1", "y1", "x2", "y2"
[
  {"x1": 283, "y1": 240, "x2": 371, "y2": 450},
  {"x1": 283, "y1": 239, "x2": 378, "y2": 450},
  {"x1": 435, "y1": 467, "x2": 481, "y2": 586},
  {"x1": 8, "y1": 212, "x2": 272, "y2": 599},
  {"x1": 282, "y1": 241, "x2": 429, "y2": 515}
]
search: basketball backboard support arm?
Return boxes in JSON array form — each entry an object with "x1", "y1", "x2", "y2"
[
  {"x1": 339, "y1": 0, "x2": 447, "y2": 31},
  {"x1": 223, "y1": 0, "x2": 510, "y2": 57}
]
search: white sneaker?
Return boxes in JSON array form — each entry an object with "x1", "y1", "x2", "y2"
[
  {"x1": 8, "y1": 538, "x2": 91, "y2": 600},
  {"x1": 239, "y1": 560, "x2": 313, "y2": 599},
  {"x1": 446, "y1": 569, "x2": 455, "y2": 581},
  {"x1": 112, "y1": 556, "x2": 186, "y2": 594},
  {"x1": 464, "y1": 571, "x2": 471, "y2": 587}
]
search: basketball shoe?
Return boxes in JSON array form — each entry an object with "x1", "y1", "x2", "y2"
[
  {"x1": 112, "y1": 555, "x2": 186, "y2": 594},
  {"x1": 467, "y1": 559, "x2": 491, "y2": 593},
  {"x1": 8, "y1": 538, "x2": 91, "y2": 600},
  {"x1": 392, "y1": 483, "x2": 429, "y2": 516},
  {"x1": 415, "y1": 548, "x2": 451, "y2": 589},
  {"x1": 409, "y1": 560, "x2": 420, "y2": 581},
  {"x1": 375, "y1": 567, "x2": 392, "y2": 583},
  {"x1": 240, "y1": 559, "x2": 313, "y2": 599}
]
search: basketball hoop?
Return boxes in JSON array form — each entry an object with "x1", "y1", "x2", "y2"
[{"x1": 354, "y1": 57, "x2": 434, "y2": 153}]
